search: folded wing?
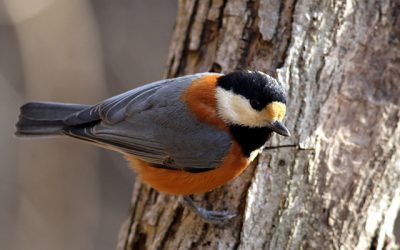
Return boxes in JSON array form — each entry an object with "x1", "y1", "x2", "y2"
[{"x1": 62, "y1": 73, "x2": 232, "y2": 171}]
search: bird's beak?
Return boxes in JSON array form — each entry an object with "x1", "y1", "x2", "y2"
[{"x1": 268, "y1": 121, "x2": 290, "y2": 137}]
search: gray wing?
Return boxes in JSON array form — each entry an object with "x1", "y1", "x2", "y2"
[{"x1": 63, "y1": 73, "x2": 231, "y2": 171}]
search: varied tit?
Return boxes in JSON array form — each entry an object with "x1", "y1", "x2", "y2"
[{"x1": 15, "y1": 71, "x2": 290, "y2": 222}]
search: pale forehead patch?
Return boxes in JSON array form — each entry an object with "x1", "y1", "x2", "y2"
[
  {"x1": 265, "y1": 102, "x2": 286, "y2": 122},
  {"x1": 215, "y1": 87, "x2": 286, "y2": 127},
  {"x1": 216, "y1": 88, "x2": 267, "y2": 127},
  {"x1": 216, "y1": 88, "x2": 265, "y2": 127}
]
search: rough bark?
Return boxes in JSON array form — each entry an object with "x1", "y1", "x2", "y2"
[{"x1": 117, "y1": 0, "x2": 400, "y2": 249}]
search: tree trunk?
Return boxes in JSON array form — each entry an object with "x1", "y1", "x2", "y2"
[{"x1": 117, "y1": 0, "x2": 400, "y2": 249}]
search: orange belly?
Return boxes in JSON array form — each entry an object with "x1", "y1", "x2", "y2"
[{"x1": 125, "y1": 143, "x2": 249, "y2": 195}]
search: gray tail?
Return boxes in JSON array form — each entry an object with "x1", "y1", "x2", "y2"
[{"x1": 15, "y1": 102, "x2": 89, "y2": 137}]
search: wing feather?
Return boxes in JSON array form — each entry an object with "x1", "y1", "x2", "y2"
[{"x1": 62, "y1": 73, "x2": 231, "y2": 170}]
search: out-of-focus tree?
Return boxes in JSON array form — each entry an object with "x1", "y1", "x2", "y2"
[{"x1": 0, "y1": 1, "x2": 176, "y2": 249}]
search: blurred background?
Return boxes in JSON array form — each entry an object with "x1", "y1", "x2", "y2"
[
  {"x1": 0, "y1": 0, "x2": 177, "y2": 249},
  {"x1": 1, "y1": 0, "x2": 399, "y2": 249}
]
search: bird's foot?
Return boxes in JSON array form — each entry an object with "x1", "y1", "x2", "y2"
[{"x1": 182, "y1": 196, "x2": 236, "y2": 223}]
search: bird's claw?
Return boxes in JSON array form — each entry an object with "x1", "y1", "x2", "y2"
[
  {"x1": 182, "y1": 196, "x2": 236, "y2": 223},
  {"x1": 196, "y1": 207, "x2": 236, "y2": 223}
]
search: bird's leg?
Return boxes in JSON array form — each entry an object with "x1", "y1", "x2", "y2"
[{"x1": 182, "y1": 196, "x2": 236, "y2": 223}]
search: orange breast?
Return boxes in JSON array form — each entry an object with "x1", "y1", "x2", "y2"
[{"x1": 125, "y1": 142, "x2": 249, "y2": 195}]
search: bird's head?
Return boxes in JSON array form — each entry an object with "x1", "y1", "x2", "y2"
[{"x1": 215, "y1": 71, "x2": 290, "y2": 136}]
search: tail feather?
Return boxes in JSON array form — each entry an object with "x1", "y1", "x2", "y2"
[{"x1": 15, "y1": 102, "x2": 89, "y2": 137}]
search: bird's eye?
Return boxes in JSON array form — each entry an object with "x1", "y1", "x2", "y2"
[{"x1": 250, "y1": 99, "x2": 263, "y2": 110}]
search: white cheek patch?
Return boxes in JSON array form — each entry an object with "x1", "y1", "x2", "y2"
[{"x1": 215, "y1": 87, "x2": 267, "y2": 127}]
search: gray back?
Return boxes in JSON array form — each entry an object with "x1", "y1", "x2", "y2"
[{"x1": 65, "y1": 73, "x2": 232, "y2": 170}]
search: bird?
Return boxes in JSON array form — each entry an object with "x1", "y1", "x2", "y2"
[{"x1": 15, "y1": 70, "x2": 290, "y2": 222}]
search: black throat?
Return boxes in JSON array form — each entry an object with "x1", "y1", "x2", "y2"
[{"x1": 229, "y1": 125, "x2": 273, "y2": 157}]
